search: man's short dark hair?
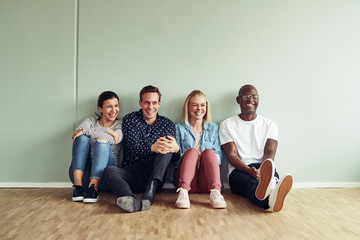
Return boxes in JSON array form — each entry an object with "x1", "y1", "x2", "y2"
[
  {"x1": 238, "y1": 84, "x2": 256, "y2": 96},
  {"x1": 139, "y1": 85, "x2": 161, "y2": 101}
]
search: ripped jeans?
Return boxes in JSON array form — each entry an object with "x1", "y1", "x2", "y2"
[{"x1": 68, "y1": 135, "x2": 116, "y2": 191}]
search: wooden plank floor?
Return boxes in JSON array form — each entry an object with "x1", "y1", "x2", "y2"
[{"x1": 1, "y1": 188, "x2": 360, "y2": 240}]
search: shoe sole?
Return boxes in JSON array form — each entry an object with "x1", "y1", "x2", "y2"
[
  {"x1": 83, "y1": 197, "x2": 98, "y2": 203},
  {"x1": 175, "y1": 202, "x2": 190, "y2": 209},
  {"x1": 72, "y1": 196, "x2": 84, "y2": 202},
  {"x1": 116, "y1": 196, "x2": 151, "y2": 213},
  {"x1": 210, "y1": 202, "x2": 227, "y2": 209},
  {"x1": 255, "y1": 159, "x2": 274, "y2": 200},
  {"x1": 141, "y1": 199, "x2": 151, "y2": 211},
  {"x1": 271, "y1": 175, "x2": 293, "y2": 212}
]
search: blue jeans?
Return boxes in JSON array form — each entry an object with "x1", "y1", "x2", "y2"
[
  {"x1": 229, "y1": 163, "x2": 279, "y2": 209},
  {"x1": 68, "y1": 135, "x2": 115, "y2": 191}
]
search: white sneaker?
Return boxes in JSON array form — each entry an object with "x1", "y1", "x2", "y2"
[
  {"x1": 255, "y1": 159, "x2": 276, "y2": 200},
  {"x1": 175, "y1": 188, "x2": 190, "y2": 209},
  {"x1": 209, "y1": 189, "x2": 227, "y2": 209},
  {"x1": 268, "y1": 174, "x2": 293, "y2": 212}
]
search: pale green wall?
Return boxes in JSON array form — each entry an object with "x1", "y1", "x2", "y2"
[
  {"x1": 1, "y1": 0, "x2": 360, "y2": 184},
  {"x1": 1, "y1": 0, "x2": 75, "y2": 182}
]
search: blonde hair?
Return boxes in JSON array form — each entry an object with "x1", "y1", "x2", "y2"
[{"x1": 182, "y1": 90, "x2": 212, "y2": 125}]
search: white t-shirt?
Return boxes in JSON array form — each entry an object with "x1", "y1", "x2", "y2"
[{"x1": 219, "y1": 115, "x2": 278, "y2": 178}]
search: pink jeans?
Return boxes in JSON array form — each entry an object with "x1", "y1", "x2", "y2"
[{"x1": 174, "y1": 148, "x2": 222, "y2": 193}]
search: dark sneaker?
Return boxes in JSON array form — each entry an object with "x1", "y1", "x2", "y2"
[
  {"x1": 83, "y1": 184, "x2": 99, "y2": 203},
  {"x1": 116, "y1": 196, "x2": 151, "y2": 213},
  {"x1": 72, "y1": 185, "x2": 84, "y2": 202}
]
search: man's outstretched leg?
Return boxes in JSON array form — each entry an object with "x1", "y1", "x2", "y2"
[{"x1": 104, "y1": 166, "x2": 151, "y2": 213}]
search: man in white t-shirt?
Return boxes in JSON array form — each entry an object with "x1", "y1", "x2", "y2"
[{"x1": 219, "y1": 84, "x2": 293, "y2": 212}]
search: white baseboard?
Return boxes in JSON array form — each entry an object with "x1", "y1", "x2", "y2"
[
  {"x1": 0, "y1": 182, "x2": 73, "y2": 188},
  {"x1": 292, "y1": 182, "x2": 360, "y2": 188},
  {"x1": 1, "y1": 182, "x2": 360, "y2": 189}
]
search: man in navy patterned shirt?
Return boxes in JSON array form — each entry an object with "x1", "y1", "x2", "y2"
[{"x1": 104, "y1": 85, "x2": 180, "y2": 213}]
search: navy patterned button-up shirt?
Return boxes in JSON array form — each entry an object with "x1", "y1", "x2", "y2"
[{"x1": 122, "y1": 109, "x2": 176, "y2": 167}]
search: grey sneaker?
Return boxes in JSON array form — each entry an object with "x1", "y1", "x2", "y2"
[{"x1": 116, "y1": 196, "x2": 151, "y2": 213}]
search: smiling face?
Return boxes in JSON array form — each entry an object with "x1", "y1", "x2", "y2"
[
  {"x1": 188, "y1": 95, "x2": 207, "y2": 122},
  {"x1": 139, "y1": 92, "x2": 161, "y2": 125},
  {"x1": 236, "y1": 85, "x2": 259, "y2": 120},
  {"x1": 98, "y1": 97, "x2": 119, "y2": 122}
]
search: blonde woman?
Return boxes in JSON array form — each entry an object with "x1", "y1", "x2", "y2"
[{"x1": 174, "y1": 90, "x2": 226, "y2": 209}]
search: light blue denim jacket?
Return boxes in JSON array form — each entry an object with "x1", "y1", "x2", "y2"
[{"x1": 175, "y1": 121, "x2": 222, "y2": 167}]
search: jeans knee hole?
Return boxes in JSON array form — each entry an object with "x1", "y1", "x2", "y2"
[{"x1": 96, "y1": 138, "x2": 108, "y2": 143}]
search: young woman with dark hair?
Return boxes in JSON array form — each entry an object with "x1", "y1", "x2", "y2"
[{"x1": 69, "y1": 91, "x2": 123, "y2": 203}]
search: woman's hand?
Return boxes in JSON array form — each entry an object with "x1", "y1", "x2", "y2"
[
  {"x1": 107, "y1": 129, "x2": 121, "y2": 144},
  {"x1": 72, "y1": 129, "x2": 84, "y2": 142}
]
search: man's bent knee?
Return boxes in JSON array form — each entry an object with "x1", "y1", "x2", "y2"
[{"x1": 104, "y1": 166, "x2": 117, "y2": 178}]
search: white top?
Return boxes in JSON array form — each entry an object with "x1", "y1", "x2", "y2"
[
  {"x1": 194, "y1": 132, "x2": 201, "y2": 153},
  {"x1": 219, "y1": 115, "x2": 278, "y2": 178}
]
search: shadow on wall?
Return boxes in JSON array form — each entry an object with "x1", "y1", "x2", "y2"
[
  {"x1": 220, "y1": 153, "x2": 229, "y2": 186},
  {"x1": 21, "y1": 124, "x2": 74, "y2": 182},
  {"x1": 211, "y1": 92, "x2": 238, "y2": 186},
  {"x1": 162, "y1": 97, "x2": 184, "y2": 124},
  {"x1": 76, "y1": 97, "x2": 98, "y2": 126},
  {"x1": 118, "y1": 94, "x2": 140, "y2": 119},
  {"x1": 211, "y1": 92, "x2": 239, "y2": 124}
]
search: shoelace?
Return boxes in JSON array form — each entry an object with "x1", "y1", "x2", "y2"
[
  {"x1": 176, "y1": 188, "x2": 188, "y2": 201},
  {"x1": 271, "y1": 177, "x2": 279, "y2": 191},
  {"x1": 211, "y1": 190, "x2": 224, "y2": 201}
]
